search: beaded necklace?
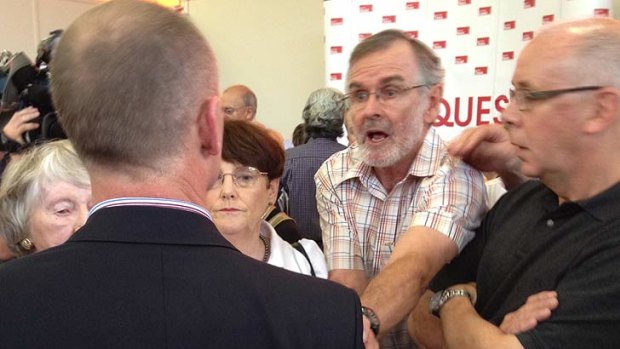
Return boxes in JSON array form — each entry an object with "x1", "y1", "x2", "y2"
[{"x1": 259, "y1": 234, "x2": 271, "y2": 262}]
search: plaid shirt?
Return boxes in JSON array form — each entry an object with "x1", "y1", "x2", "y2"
[{"x1": 315, "y1": 127, "x2": 487, "y2": 349}]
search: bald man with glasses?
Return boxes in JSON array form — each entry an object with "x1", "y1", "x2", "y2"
[{"x1": 409, "y1": 17, "x2": 620, "y2": 349}]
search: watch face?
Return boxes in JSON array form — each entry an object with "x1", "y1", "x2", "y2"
[{"x1": 429, "y1": 290, "x2": 443, "y2": 315}]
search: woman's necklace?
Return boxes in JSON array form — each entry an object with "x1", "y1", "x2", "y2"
[{"x1": 259, "y1": 234, "x2": 271, "y2": 262}]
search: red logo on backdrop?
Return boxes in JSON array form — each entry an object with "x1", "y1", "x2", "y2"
[
  {"x1": 477, "y1": 37, "x2": 490, "y2": 46},
  {"x1": 475, "y1": 67, "x2": 488, "y2": 75},
  {"x1": 330, "y1": 73, "x2": 342, "y2": 81},
  {"x1": 331, "y1": 18, "x2": 343, "y2": 26},
  {"x1": 523, "y1": 31, "x2": 534, "y2": 41},
  {"x1": 524, "y1": 0, "x2": 535, "y2": 9},
  {"x1": 457, "y1": 26, "x2": 470, "y2": 35},
  {"x1": 359, "y1": 33, "x2": 372, "y2": 41},
  {"x1": 542, "y1": 14, "x2": 554, "y2": 24},
  {"x1": 405, "y1": 31, "x2": 419, "y2": 39},
  {"x1": 406, "y1": 2, "x2": 420, "y2": 10},
  {"x1": 504, "y1": 21, "x2": 516, "y2": 30},
  {"x1": 434, "y1": 11, "x2": 448, "y2": 20},
  {"x1": 360, "y1": 4, "x2": 373, "y2": 12},
  {"x1": 383, "y1": 15, "x2": 396, "y2": 24},
  {"x1": 502, "y1": 51, "x2": 514, "y2": 60},
  {"x1": 479, "y1": 6, "x2": 491, "y2": 15},
  {"x1": 458, "y1": 0, "x2": 471, "y2": 5},
  {"x1": 433, "y1": 41, "x2": 447, "y2": 49},
  {"x1": 594, "y1": 9, "x2": 610, "y2": 17},
  {"x1": 455, "y1": 56, "x2": 468, "y2": 64},
  {"x1": 330, "y1": 46, "x2": 343, "y2": 54}
]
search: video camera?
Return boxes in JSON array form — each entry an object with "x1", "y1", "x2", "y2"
[{"x1": 0, "y1": 30, "x2": 65, "y2": 146}]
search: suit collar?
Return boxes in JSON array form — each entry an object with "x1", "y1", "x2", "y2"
[{"x1": 69, "y1": 206, "x2": 237, "y2": 250}]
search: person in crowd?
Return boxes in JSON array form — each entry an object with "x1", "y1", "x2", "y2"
[
  {"x1": 0, "y1": 107, "x2": 41, "y2": 174},
  {"x1": 281, "y1": 88, "x2": 347, "y2": 249},
  {"x1": 0, "y1": 1, "x2": 372, "y2": 348},
  {"x1": 409, "y1": 17, "x2": 620, "y2": 349},
  {"x1": 1, "y1": 107, "x2": 40, "y2": 147},
  {"x1": 344, "y1": 108, "x2": 356, "y2": 146},
  {"x1": 291, "y1": 122, "x2": 308, "y2": 147},
  {"x1": 221, "y1": 84, "x2": 257, "y2": 121},
  {"x1": 0, "y1": 139, "x2": 90, "y2": 261},
  {"x1": 206, "y1": 119, "x2": 324, "y2": 276},
  {"x1": 221, "y1": 83, "x2": 286, "y2": 148},
  {"x1": 315, "y1": 29, "x2": 487, "y2": 348}
]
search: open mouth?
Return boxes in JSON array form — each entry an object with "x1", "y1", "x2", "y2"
[{"x1": 366, "y1": 130, "x2": 389, "y2": 143}]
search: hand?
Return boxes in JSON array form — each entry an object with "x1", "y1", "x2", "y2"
[
  {"x1": 407, "y1": 290, "x2": 444, "y2": 349},
  {"x1": 2, "y1": 107, "x2": 40, "y2": 144},
  {"x1": 362, "y1": 315, "x2": 380, "y2": 349},
  {"x1": 447, "y1": 124, "x2": 526, "y2": 189},
  {"x1": 499, "y1": 291, "x2": 558, "y2": 334},
  {"x1": 447, "y1": 123, "x2": 516, "y2": 172}
]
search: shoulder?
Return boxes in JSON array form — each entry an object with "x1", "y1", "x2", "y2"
[{"x1": 315, "y1": 146, "x2": 360, "y2": 185}]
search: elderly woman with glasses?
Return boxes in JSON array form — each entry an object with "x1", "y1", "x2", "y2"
[
  {"x1": 0, "y1": 139, "x2": 91, "y2": 262},
  {"x1": 205, "y1": 120, "x2": 327, "y2": 278}
]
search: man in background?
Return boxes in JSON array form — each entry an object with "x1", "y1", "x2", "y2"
[
  {"x1": 221, "y1": 84, "x2": 257, "y2": 120},
  {"x1": 281, "y1": 88, "x2": 346, "y2": 249},
  {"x1": 0, "y1": 1, "x2": 370, "y2": 348}
]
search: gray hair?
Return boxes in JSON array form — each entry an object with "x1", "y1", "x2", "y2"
[
  {"x1": 0, "y1": 140, "x2": 90, "y2": 257},
  {"x1": 50, "y1": 0, "x2": 218, "y2": 172},
  {"x1": 349, "y1": 29, "x2": 445, "y2": 86},
  {"x1": 302, "y1": 88, "x2": 345, "y2": 139}
]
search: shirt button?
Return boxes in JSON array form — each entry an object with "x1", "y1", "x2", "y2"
[{"x1": 546, "y1": 219, "x2": 554, "y2": 227}]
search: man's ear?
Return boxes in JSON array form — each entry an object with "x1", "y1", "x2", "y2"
[
  {"x1": 584, "y1": 87, "x2": 619, "y2": 134},
  {"x1": 423, "y1": 84, "x2": 444, "y2": 124},
  {"x1": 245, "y1": 107, "x2": 255, "y2": 121},
  {"x1": 198, "y1": 95, "x2": 223, "y2": 156}
]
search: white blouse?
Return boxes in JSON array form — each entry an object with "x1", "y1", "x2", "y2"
[{"x1": 260, "y1": 221, "x2": 328, "y2": 278}]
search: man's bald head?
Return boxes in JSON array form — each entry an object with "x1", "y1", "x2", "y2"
[
  {"x1": 221, "y1": 84, "x2": 257, "y2": 121},
  {"x1": 51, "y1": 0, "x2": 218, "y2": 170}
]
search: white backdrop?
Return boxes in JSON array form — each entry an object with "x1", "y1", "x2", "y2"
[{"x1": 324, "y1": 0, "x2": 613, "y2": 140}]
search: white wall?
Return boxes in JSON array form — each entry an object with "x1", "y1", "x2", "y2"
[{"x1": 190, "y1": 0, "x2": 325, "y2": 140}]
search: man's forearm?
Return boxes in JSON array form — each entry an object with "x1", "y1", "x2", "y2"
[
  {"x1": 361, "y1": 254, "x2": 432, "y2": 336},
  {"x1": 440, "y1": 297, "x2": 524, "y2": 349},
  {"x1": 361, "y1": 227, "x2": 458, "y2": 336}
]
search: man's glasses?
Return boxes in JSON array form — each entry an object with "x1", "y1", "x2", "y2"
[
  {"x1": 509, "y1": 86, "x2": 602, "y2": 111},
  {"x1": 341, "y1": 84, "x2": 429, "y2": 110},
  {"x1": 222, "y1": 105, "x2": 245, "y2": 116},
  {"x1": 212, "y1": 166, "x2": 268, "y2": 189}
]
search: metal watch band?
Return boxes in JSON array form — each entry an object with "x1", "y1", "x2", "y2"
[
  {"x1": 430, "y1": 288, "x2": 472, "y2": 317},
  {"x1": 361, "y1": 305, "x2": 380, "y2": 336}
]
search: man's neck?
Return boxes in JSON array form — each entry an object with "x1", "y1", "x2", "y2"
[
  {"x1": 88, "y1": 167, "x2": 210, "y2": 209},
  {"x1": 373, "y1": 149, "x2": 419, "y2": 194},
  {"x1": 545, "y1": 154, "x2": 620, "y2": 205}
]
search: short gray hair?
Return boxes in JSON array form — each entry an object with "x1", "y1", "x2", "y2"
[
  {"x1": 302, "y1": 88, "x2": 345, "y2": 139},
  {"x1": 349, "y1": 29, "x2": 445, "y2": 86},
  {"x1": 50, "y1": 0, "x2": 218, "y2": 172},
  {"x1": 0, "y1": 140, "x2": 89, "y2": 256}
]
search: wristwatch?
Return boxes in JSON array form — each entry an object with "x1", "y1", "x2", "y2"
[
  {"x1": 361, "y1": 305, "x2": 380, "y2": 336},
  {"x1": 429, "y1": 288, "x2": 472, "y2": 317}
]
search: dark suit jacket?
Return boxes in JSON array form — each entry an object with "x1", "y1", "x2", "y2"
[{"x1": 0, "y1": 206, "x2": 363, "y2": 348}]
